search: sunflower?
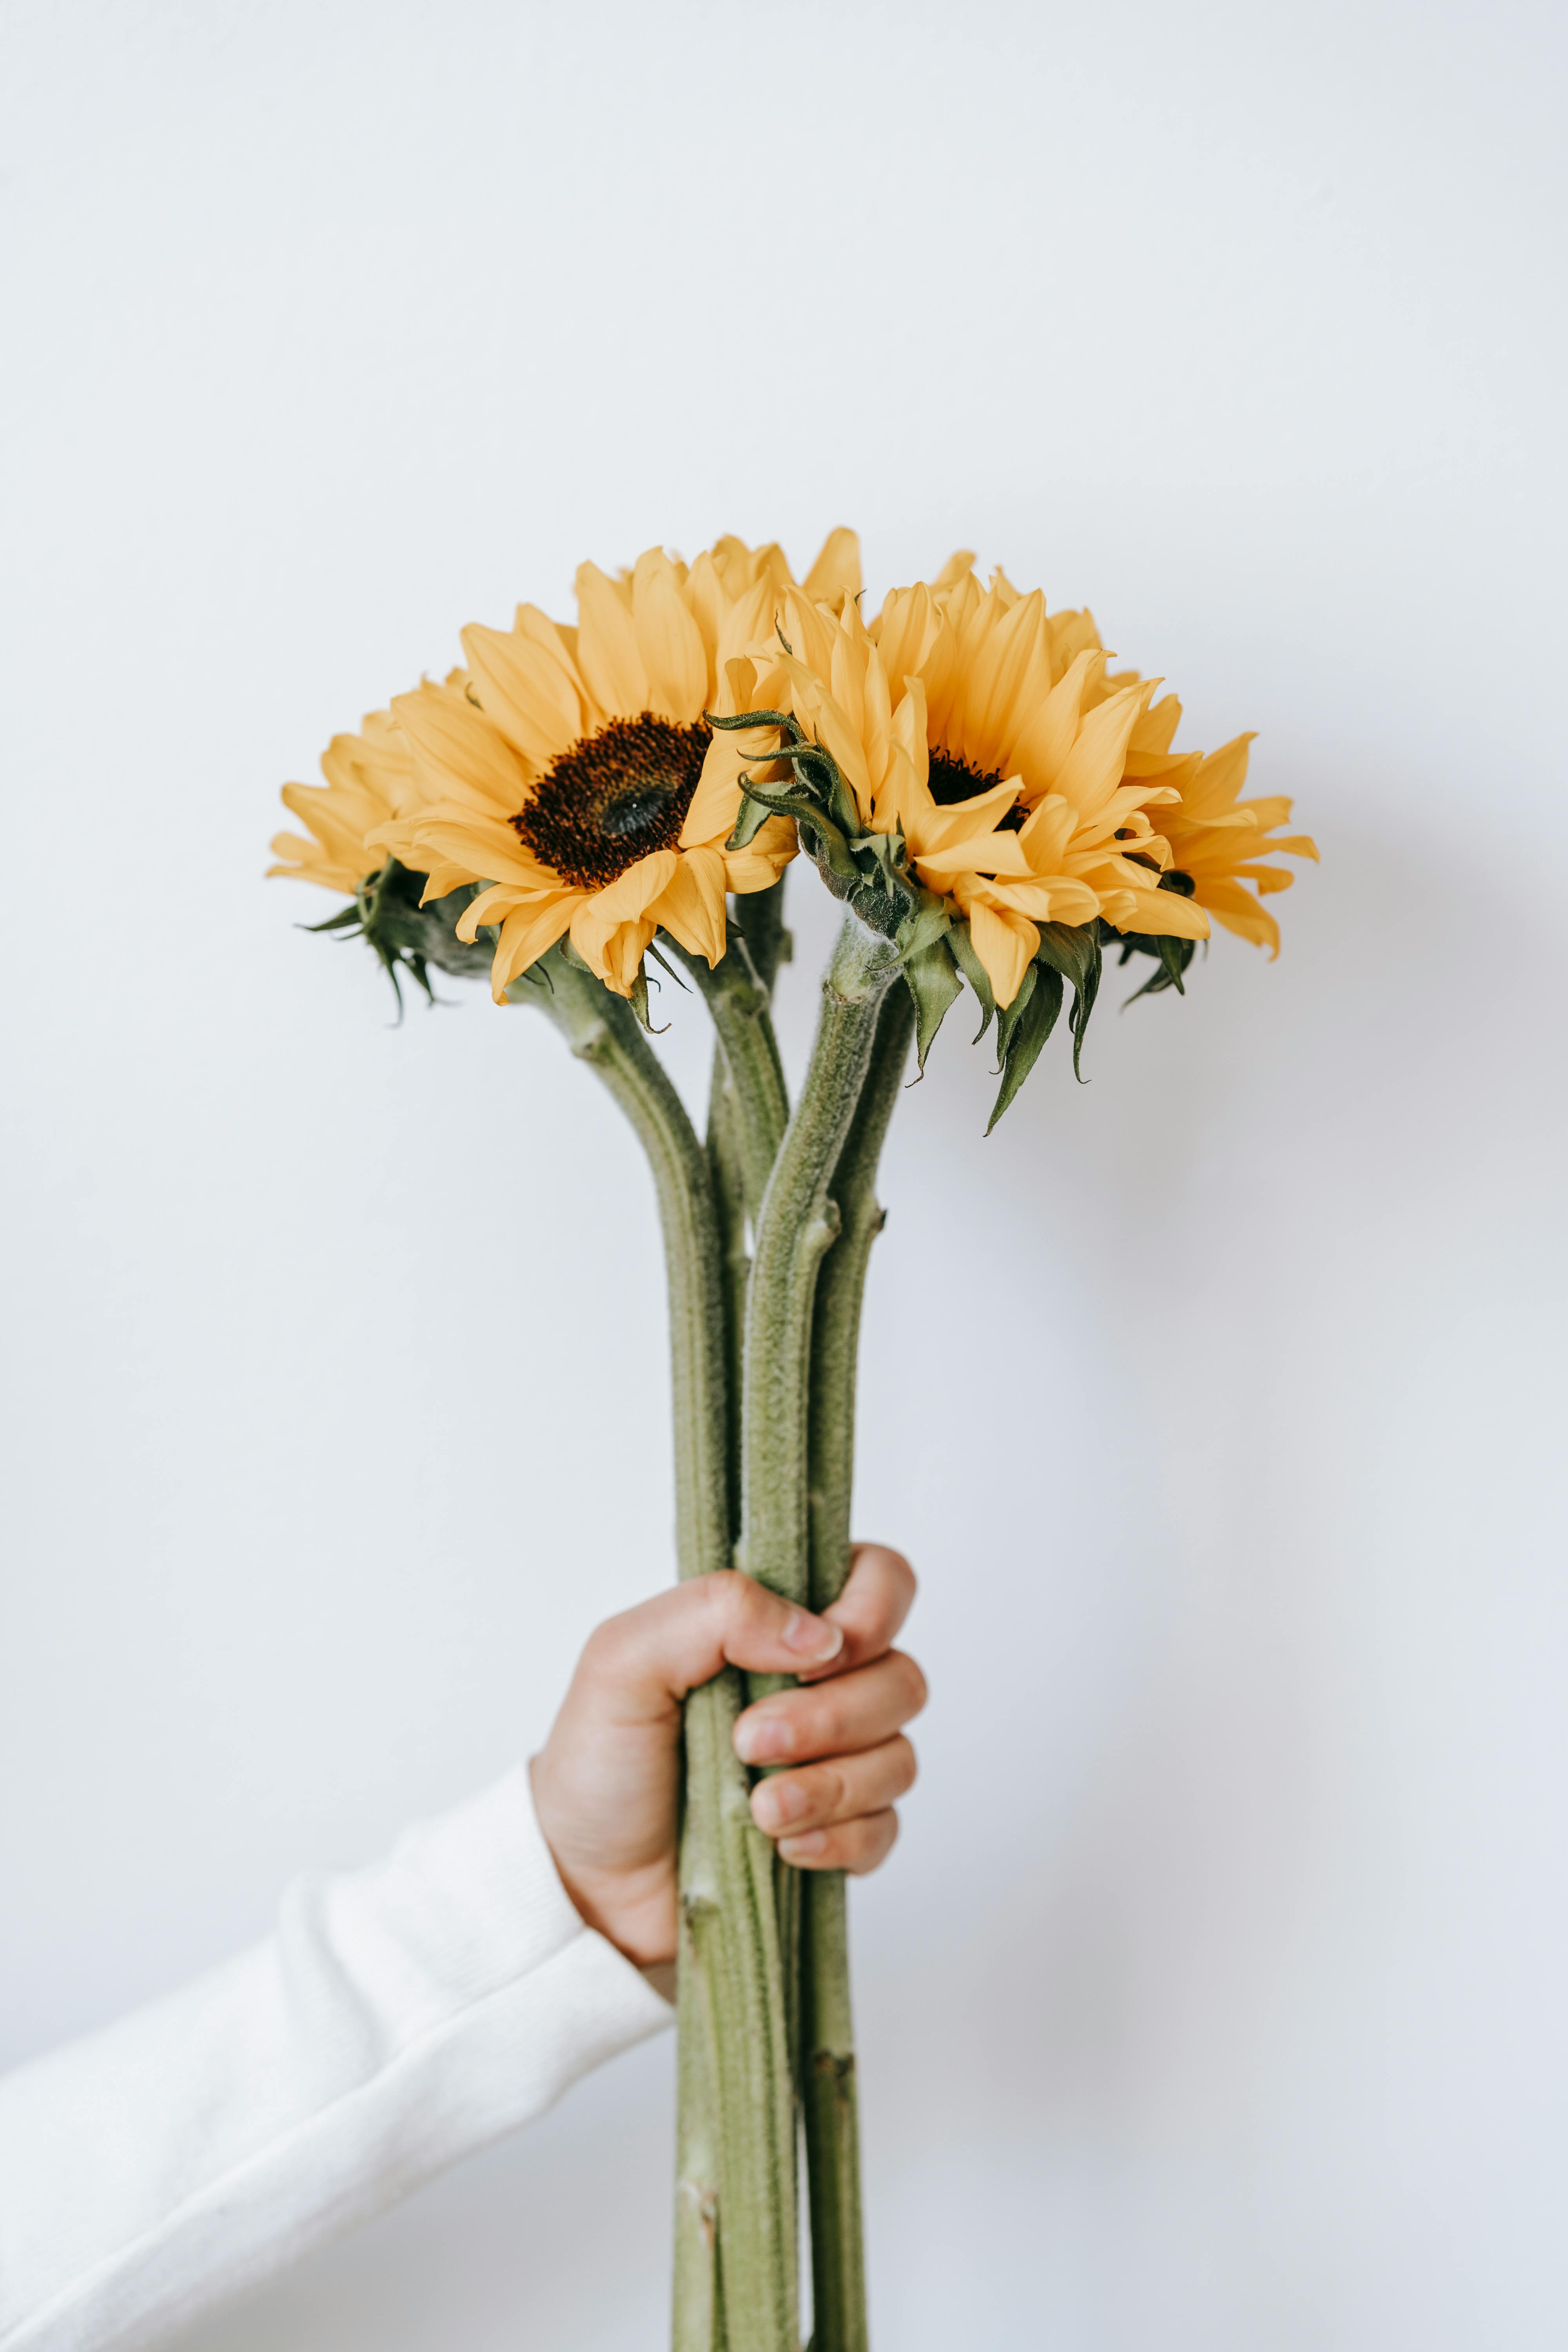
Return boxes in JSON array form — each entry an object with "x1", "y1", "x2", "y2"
[
  {"x1": 374, "y1": 534, "x2": 858, "y2": 1000},
  {"x1": 742, "y1": 580, "x2": 1208, "y2": 1008},
  {"x1": 268, "y1": 702, "x2": 431, "y2": 895},
  {"x1": 922, "y1": 561, "x2": 1317, "y2": 955},
  {"x1": 1124, "y1": 723, "x2": 1317, "y2": 954}
]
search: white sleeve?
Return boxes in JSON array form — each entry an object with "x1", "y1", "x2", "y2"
[{"x1": 0, "y1": 1764, "x2": 674, "y2": 2352}]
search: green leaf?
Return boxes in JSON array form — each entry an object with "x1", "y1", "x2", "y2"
[
  {"x1": 986, "y1": 965, "x2": 1063, "y2": 1132},
  {"x1": 901, "y1": 936, "x2": 963, "y2": 1074}
]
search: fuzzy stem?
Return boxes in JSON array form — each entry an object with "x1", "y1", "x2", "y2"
[
  {"x1": 526, "y1": 953, "x2": 730, "y2": 1587},
  {"x1": 740, "y1": 917, "x2": 902, "y2": 1613},
  {"x1": 664, "y1": 931, "x2": 789, "y2": 1224},
  {"x1": 727, "y1": 916, "x2": 902, "y2": 2345},
  {"x1": 519, "y1": 950, "x2": 764, "y2": 2352},
  {"x1": 800, "y1": 982, "x2": 915, "y2": 2352},
  {"x1": 707, "y1": 1075, "x2": 751, "y2": 1546}
]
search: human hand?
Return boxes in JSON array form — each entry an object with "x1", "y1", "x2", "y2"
[{"x1": 529, "y1": 1545, "x2": 924, "y2": 1969}]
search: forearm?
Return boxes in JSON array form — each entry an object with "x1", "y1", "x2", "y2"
[{"x1": 0, "y1": 1768, "x2": 671, "y2": 2352}]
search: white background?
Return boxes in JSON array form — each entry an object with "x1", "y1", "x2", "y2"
[{"x1": 3, "y1": 1, "x2": 1566, "y2": 2345}]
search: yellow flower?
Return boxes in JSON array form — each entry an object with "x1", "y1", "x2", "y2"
[
  {"x1": 376, "y1": 535, "x2": 857, "y2": 1000},
  {"x1": 1127, "y1": 722, "x2": 1318, "y2": 955},
  {"x1": 924, "y1": 561, "x2": 1317, "y2": 956},
  {"x1": 268, "y1": 704, "x2": 429, "y2": 895},
  {"x1": 745, "y1": 578, "x2": 1209, "y2": 1008}
]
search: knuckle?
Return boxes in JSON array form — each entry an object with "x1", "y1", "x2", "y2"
[
  {"x1": 889, "y1": 1735, "x2": 917, "y2": 1795},
  {"x1": 706, "y1": 1569, "x2": 755, "y2": 1630},
  {"x1": 581, "y1": 1614, "x2": 628, "y2": 1674},
  {"x1": 848, "y1": 1809, "x2": 899, "y2": 1874},
  {"x1": 891, "y1": 1651, "x2": 929, "y2": 1717}
]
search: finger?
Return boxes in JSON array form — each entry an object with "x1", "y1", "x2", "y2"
[
  {"x1": 750, "y1": 1735, "x2": 916, "y2": 1838},
  {"x1": 735, "y1": 1649, "x2": 927, "y2": 1766},
  {"x1": 777, "y1": 1808, "x2": 900, "y2": 1874},
  {"x1": 582, "y1": 1572, "x2": 843, "y2": 1719},
  {"x1": 797, "y1": 1543, "x2": 917, "y2": 1683}
]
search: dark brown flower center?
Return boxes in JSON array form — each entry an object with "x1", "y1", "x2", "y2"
[
  {"x1": 926, "y1": 746, "x2": 1025, "y2": 830},
  {"x1": 510, "y1": 713, "x2": 710, "y2": 891}
]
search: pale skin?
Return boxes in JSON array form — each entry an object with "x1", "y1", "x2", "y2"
[{"x1": 530, "y1": 1544, "x2": 926, "y2": 1969}]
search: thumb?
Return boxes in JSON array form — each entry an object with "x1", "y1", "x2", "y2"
[{"x1": 583, "y1": 1570, "x2": 844, "y2": 1715}]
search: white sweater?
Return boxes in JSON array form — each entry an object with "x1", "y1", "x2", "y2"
[{"x1": 0, "y1": 1766, "x2": 675, "y2": 2352}]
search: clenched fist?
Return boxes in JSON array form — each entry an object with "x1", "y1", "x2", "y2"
[{"x1": 530, "y1": 1545, "x2": 926, "y2": 1967}]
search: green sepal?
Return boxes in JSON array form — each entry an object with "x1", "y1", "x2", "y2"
[
  {"x1": 629, "y1": 964, "x2": 669, "y2": 1034},
  {"x1": 705, "y1": 706, "x2": 796, "y2": 735},
  {"x1": 901, "y1": 934, "x2": 963, "y2": 1075},
  {"x1": 1034, "y1": 920, "x2": 1102, "y2": 1079},
  {"x1": 946, "y1": 921, "x2": 998, "y2": 1042},
  {"x1": 985, "y1": 964, "x2": 1064, "y2": 1133},
  {"x1": 728, "y1": 791, "x2": 777, "y2": 850},
  {"x1": 307, "y1": 859, "x2": 495, "y2": 1016},
  {"x1": 993, "y1": 960, "x2": 1038, "y2": 1067},
  {"x1": 1103, "y1": 869, "x2": 1201, "y2": 1005}
]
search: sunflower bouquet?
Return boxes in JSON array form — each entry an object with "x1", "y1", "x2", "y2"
[{"x1": 271, "y1": 530, "x2": 1314, "y2": 2352}]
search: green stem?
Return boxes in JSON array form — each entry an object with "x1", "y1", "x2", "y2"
[
  {"x1": 707, "y1": 1074, "x2": 750, "y2": 1546},
  {"x1": 800, "y1": 982, "x2": 915, "y2": 2352},
  {"x1": 663, "y1": 930, "x2": 789, "y2": 1224},
  {"x1": 740, "y1": 917, "x2": 901, "y2": 1613},
  {"x1": 516, "y1": 949, "x2": 766, "y2": 2352},
  {"x1": 728, "y1": 916, "x2": 902, "y2": 2347}
]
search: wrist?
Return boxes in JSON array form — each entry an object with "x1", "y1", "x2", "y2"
[{"x1": 529, "y1": 1756, "x2": 677, "y2": 1969}]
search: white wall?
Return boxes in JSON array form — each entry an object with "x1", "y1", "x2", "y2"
[{"x1": 4, "y1": 1, "x2": 1566, "y2": 2344}]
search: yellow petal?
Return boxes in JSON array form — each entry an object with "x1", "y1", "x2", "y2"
[
  {"x1": 584, "y1": 847, "x2": 680, "y2": 924},
  {"x1": 569, "y1": 903, "x2": 659, "y2": 996},
  {"x1": 461, "y1": 622, "x2": 581, "y2": 767},
  {"x1": 964, "y1": 898, "x2": 1038, "y2": 1009},
  {"x1": 915, "y1": 830, "x2": 1033, "y2": 881},
  {"x1": 1182, "y1": 733, "x2": 1255, "y2": 819},
  {"x1": 406, "y1": 816, "x2": 555, "y2": 892},
  {"x1": 574, "y1": 561, "x2": 648, "y2": 719},
  {"x1": 1101, "y1": 886, "x2": 1210, "y2": 941},
  {"x1": 1052, "y1": 685, "x2": 1144, "y2": 818},
  {"x1": 930, "y1": 550, "x2": 977, "y2": 593},
  {"x1": 959, "y1": 588, "x2": 1051, "y2": 775},
  {"x1": 492, "y1": 893, "x2": 579, "y2": 999},
  {"x1": 723, "y1": 813, "x2": 797, "y2": 892},
  {"x1": 981, "y1": 877, "x2": 1100, "y2": 925},
  {"x1": 911, "y1": 775, "x2": 1019, "y2": 857},
  {"x1": 1007, "y1": 648, "x2": 1098, "y2": 793},
  {"x1": 391, "y1": 684, "x2": 528, "y2": 817},
  {"x1": 802, "y1": 527, "x2": 863, "y2": 606},
  {"x1": 456, "y1": 881, "x2": 527, "y2": 940},
  {"x1": 1192, "y1": 876, "x2": 1280, "y2": 953},
  {"x1": 632, "y1": 548, "x2": 709, "y2": 723},
  {"x1": 650, "y1": 842, "x2": 729, "y2": 965}
]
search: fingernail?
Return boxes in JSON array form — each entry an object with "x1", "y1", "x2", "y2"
[
  {"x1": 752, "y1": 1778, "x2": 808, "y2": 1832},
  {"x1": 779, "y1": 1829, "x2": 828, "y2": 1862},
  {"x1": 784, "y1": 1610, "x2": 844, "y2": 1661},
  {"x1": 735, "y1": 1712, "x2": 795, "y2": 1764}
]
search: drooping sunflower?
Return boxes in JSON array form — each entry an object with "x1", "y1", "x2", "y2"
[
  {"x1": 920, "y1": 561, "x2": 1318, "y2": 956},
  {"x1": 741, "y1": 579, "x2": 1208, "y2": 1008},
  {"x1": 375, "y1": 534, "x2": 858, "y2": 1000},
  {"x1": 268, "y1": 702, "x2": 431, "y2": 895}
]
